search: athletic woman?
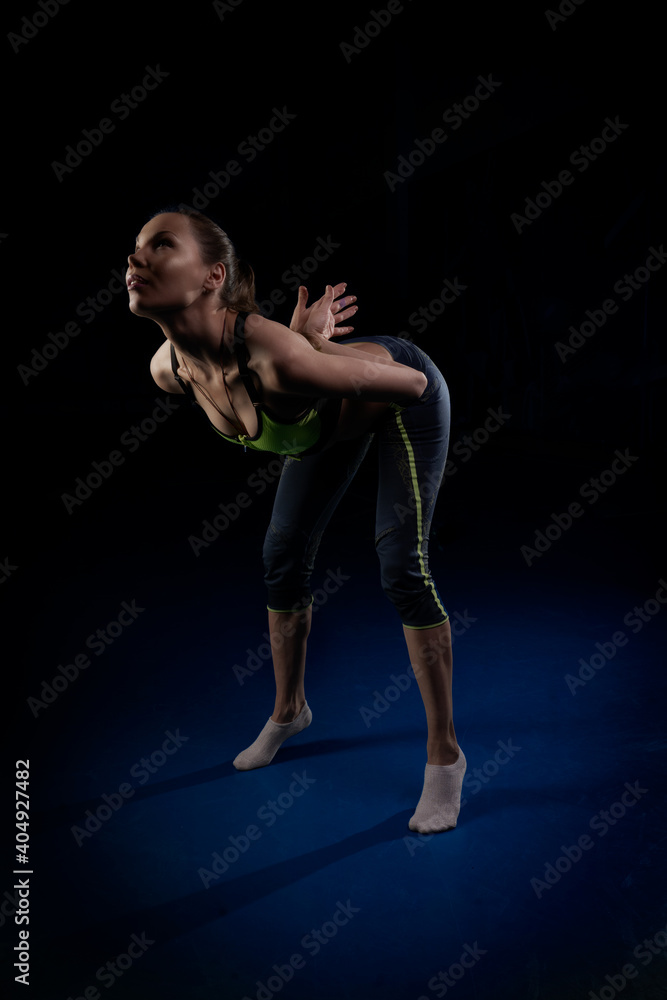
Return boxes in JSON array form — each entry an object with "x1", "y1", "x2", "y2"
[{"x1": 127, "y1": 208, "x2": 466, "y2": 833}]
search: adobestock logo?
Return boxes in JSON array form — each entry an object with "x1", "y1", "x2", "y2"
[
  {"x1": 520, "y1": 449, "x2": 639, "y2": 567},
  {"x1": 8, "y1": 0, "x2": 70, "y2": 54},
  {"x1": 339, "y1": 1, "x2": 412, "y2": 63},
  {"x1": 64, "y1": 931, "x2": 155, "y2": 998},
  {"x1": 51, "y1": 66, "x2": 170, "y2": 182},
  {"x1": 529, "y1": 780, "x2": 648, "y2": 899},
  {"x1": 384, "y1": 75, "x2": 502, "y2": 193},
  {"x1": 511, "y1": 116, "x2": 629, "y2": 234},
  {"x1": 70, "y1": 730, "x2": 189, "y2": 847},
  {"x1": 544, "y1": 0, "x2": 587, "y2": 31},
  {"x1": 565, "y1": 579, "x2": 667, "y2": 694},
  {"x1": 198, "y1": 771, "x2": 316, "y2": 887},
  {"x1": 554, "y1": 244, "x2": 667, "y2": 363}
]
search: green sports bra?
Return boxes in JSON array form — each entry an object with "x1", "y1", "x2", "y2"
[{"x1": 169, "y1": 311, "x2": 341, "y2": 458}]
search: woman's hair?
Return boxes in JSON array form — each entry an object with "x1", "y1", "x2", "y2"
[{"x1": 150, "y1": 206, "x2": 261, "y2": 313}]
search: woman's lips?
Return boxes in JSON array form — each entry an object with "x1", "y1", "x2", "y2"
[{"x1": 127, "y1": 275, "x2": 149, "y2": 289}]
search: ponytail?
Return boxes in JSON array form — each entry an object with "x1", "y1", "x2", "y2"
[{"x1": 233, "y1": 258, "x2": 259, "y2": 313}]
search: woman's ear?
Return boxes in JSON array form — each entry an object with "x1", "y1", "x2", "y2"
[{"x1": 204, "y1": 261, "x2": 226, "y2": 293}]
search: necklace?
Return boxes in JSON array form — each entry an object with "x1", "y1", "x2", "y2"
[{"x1": 178, "y1": 314, "x2": 249, "y2": 438}]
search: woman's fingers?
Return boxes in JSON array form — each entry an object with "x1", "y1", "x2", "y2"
[
  {"x1": 297, "y1": 283, "x2": 356, "y2": 339},
  {"x1": 333, "y1": 303, "x2": 358, "y2": 322},
  {"x1": 328, "y1": 284, "x2": 357, "y2": 336}
]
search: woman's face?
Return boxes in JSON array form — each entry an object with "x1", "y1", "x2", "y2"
[{"x1": 127, "y1": 212, "x2": 217, "y2": 316}]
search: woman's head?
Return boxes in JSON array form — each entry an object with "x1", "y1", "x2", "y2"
[
  {"x1": 128, "y1": 208, "x2": 259, "y2": 317},
  {"x1": 176, "y1": 208, "x2": 259, "y2": 312}
]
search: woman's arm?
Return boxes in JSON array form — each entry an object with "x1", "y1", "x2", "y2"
[
  {"x1": 288, "y1": 280, "x2": 424, "y2": 377},
  {"x1": 299, "y1": 330, "x2": 404, "y2": 366},
  {"x1": 246, "y1": 313, "x2": 427, "y2": 403}
]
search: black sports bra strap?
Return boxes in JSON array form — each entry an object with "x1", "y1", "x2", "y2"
[
  {"x1": 233, "y1": 311, "x2": 263, "y2": 408},
  {"x1": 170, "y1": 343, "x2": 196, "y2": 401}
]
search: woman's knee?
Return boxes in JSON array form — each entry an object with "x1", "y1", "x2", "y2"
[
  {"x1": 263, "y1": 520, "x2": 320, "y2": 612},
  {"x1": 376, "y1": 530, "x2": 447, "y2": 627}
]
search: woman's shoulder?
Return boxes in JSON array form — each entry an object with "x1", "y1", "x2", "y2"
[
  {"x1": 149, "y1": 339, "x2": 183, "y2": 393},
  {"x1": 241, "y1": 310, "x2": 283, "y2": 337},
  {"x1": 241, "y1": 311, "x2": 306, "y2": 358},
  {"x1": 239, "y1": 311, "x2": 316, "y2": 397}
]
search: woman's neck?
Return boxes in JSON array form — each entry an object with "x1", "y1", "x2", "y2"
[{"x1": 158, "y1": 304, "x2": 231, "y2": 372}]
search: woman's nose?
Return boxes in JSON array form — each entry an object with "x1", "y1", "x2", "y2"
[{"x1": 127, "y1": 250, "x2": 144, "y2": 267}]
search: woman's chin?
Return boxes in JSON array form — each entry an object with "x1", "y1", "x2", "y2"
[{"x1": 128, "y1": 300, "x2": 159, "y2": 318}]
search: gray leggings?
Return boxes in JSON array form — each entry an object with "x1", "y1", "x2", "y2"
[{"x1": 262, "y1": 336, "x2": 451, "y2": 629}]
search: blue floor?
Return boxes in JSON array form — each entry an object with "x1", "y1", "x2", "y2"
[{"x1": 12, "y1": 445, "x2": 667, "y2": 1000}]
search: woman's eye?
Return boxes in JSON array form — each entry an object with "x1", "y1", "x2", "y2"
[{"x1": 131, "y1": 238, "x2": 171, "y2": 253}]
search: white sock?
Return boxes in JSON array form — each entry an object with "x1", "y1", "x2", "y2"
[
  {"x1": 408, "y1": 750, "x2": 467, "y2": 833},
  {"x1": 233, "y1": 703, "x2": 312, "y2": 771}
]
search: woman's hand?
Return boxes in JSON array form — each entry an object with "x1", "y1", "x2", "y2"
[{"x1": 289, "y1": 283, "x2": 358, "y2": 342}]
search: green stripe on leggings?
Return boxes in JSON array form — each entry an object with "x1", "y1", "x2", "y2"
[{"x1": 394, "y1": 410, "x2": 448, "y2": 627}]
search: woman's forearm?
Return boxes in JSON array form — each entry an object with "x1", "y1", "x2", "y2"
[
  {"x1": 280, "y1": 341, "x2": 427, "y2": 402},
  {"x1": 300, "y1": 332, "x2": 410, "y2": 367}
]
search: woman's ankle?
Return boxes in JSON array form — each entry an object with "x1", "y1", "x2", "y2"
[
  {"x1": 272, "y1": 699, "x2": 306, "y2": 724},
  {"x1": 426, "y1": 740, "x2": 460, "y2": 766}
]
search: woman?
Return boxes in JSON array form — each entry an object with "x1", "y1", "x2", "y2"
[{"x1": 128, "y1": 207, "x2": 466, "y2": 834}]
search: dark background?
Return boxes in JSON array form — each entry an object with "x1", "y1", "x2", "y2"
[
  {"x1": 3, "y1": 2, "x2": 666, "y2": 998},
  {"x1": 4, "y1": 2, "x2": 665, "y2": 567}
]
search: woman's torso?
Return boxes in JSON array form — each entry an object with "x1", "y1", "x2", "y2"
[{"x1": 168, "y1": 312, "x2": 395, "y2": 450}]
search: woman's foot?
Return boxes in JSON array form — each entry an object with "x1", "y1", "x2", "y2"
[
  {"x1": 408, "y1": 749, "x2": 466, "y2": 833},
  {"x1": 233, "y1": 702, "x2": 312, "y2": 771}
]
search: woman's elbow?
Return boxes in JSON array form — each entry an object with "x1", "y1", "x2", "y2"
[{"x1": 399, "y1": 371, "x2": 427, "y2": 401}]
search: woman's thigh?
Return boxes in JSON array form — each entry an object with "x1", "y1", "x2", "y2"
[{"x1": 372, "y1": 344, "x2": 451, "y2": 625}]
